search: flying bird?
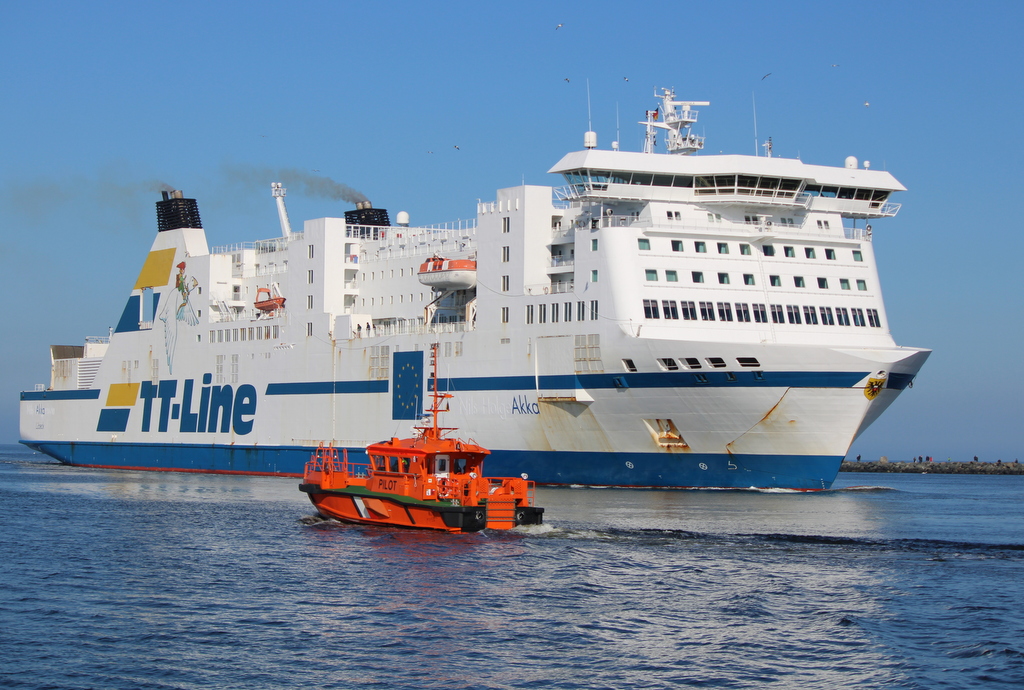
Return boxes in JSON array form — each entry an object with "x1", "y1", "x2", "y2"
[
  {"x1": 831, "y1": 64, "x2": 840, "y2": 67},
  {"x1": 761, "y1": 73, "x2": 772, "y2": 80},
  {"x1": 564, "y1": 78, "x2": 570, "y2": 83},
  {"x1": 555, "y1": 23, "x2": 563, "y2": 29},
  {"x1": 453, "y1": 145, "x2": 460, "y2": 150},
  {"x1": 864, "y1": 101, "x2": 870, "y2": 107},
  {"x1": 623, "y1": 77, "x2": 629, "y2": 81}
]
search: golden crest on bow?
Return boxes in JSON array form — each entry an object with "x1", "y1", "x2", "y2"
[{"x1": 864, "y1": 370, "x2": 888, "y2": 400}]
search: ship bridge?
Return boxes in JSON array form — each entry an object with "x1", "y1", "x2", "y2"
[{"x1": 549, "y1": 150, "x2": 904, "y2": 220}]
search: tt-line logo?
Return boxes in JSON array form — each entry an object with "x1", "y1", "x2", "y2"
[{"x1": 138, "y1": 375, "x2": 257, "y2": 435}]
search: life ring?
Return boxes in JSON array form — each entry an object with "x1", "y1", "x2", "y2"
[{"x1": 437, "y1": 478, "x2": 457, "y2": 499}]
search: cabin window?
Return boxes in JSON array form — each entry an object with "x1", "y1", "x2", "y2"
[
  {"x1": 502, "y1": 246, "x2": 510, "y2": 262},
  {"x1": 820, "y1": 307, "x2": 835, "y2": 325},
  {"x1": 737, "y1": 357, "x2": 760, "y2": 368},
  {"x1": 539, "y1": 304, "x2": 547, "y2": 323},
  {"x1": 622, "y1": 359, "x2": 637, "y2": 372},
  {"x1": 692, "y1": 271, "x2": 704, "y2": 283},
  {"x1": 825, "y1": 248, "x2": 837, "y2": 260},
  {"x1": 683, "y1": 357, "x2": 701, "y2": 369},
  {"x1": 771, "y1": 304, "x2": 784, "y2": 323},
  {"x1": 753, "y1": 304, "x2": 768, "y2": 323},
  {"x1": 803, "y1": 306, "x2": 819, "y2": 325},
  {"x1": 699, "y1": 301, "x2": 716, "y2": 321},
  {"x1": 853, "y1": 250, "x2": 863, "y2": 261},
  {"x1": 501, "y1": 307, "x2": 509, "y2": 324},
  {"x1": 718, "y1": 273, "x2": 730, "y2": 285},
  {"x1": 836, "y1": 307, "x2": 851, "y2": 326},
  {"x1": 680, "y1": 301, "x2": 697, "y2": 320},
  {"x1": 591, "y1": 270, "x2": 599, "y2": 282},
  {"x1": 435, "y1": 456, "x2": 449, "y2": 473},
  {"x1": 590, "y1": 301, "x2": 599, "y2": 320},
  {"x1": 591, "y1": 239, "x2": 598, "y2": 251},
  {"x1": 665, "y1": 270, "x2": 678, "y2": 282},
  {"x1": 852, "y1": 308, "x2": 867, "y2": 327},
  {"x1": 840, "y1": 278, "x2": 851, "y2": 290},
  {"x1": 638, "y1": 238, "x2": 651, "y2": 250},
  {"x1": 735, "y1": 303, "x2": 751, "y2": 322},
  {"x1": 794, "y1": 276, "x2": 805, "y2": 288},
  {"x1": 526, "y1": 305, "x2": 534, "y2": 324},
  {"x1": 645, "y1": 269, "x2": 658, "y2": 281},
  {"x1": 502, "y1": 217, "x2": 510, "y2": 233},
  {"x1": 706, "y1": 357, "x2": 727, "y2": 368},
  {"x1": 658, "y1": 358, "x2": 678, "y2": 371},
  {"x1": 501, "y1": 275, "x2": 510, "y2": 292},
  {"x1": 565, "y1": 302, "x2": 572, "y2": 322},
  {"x1": 770, "y1": 275, "x2": 781, "y2": 287},
  {"x1": 695, "y1": 241, "x2": 707, "y2": 253},
  {"x1": 762, "y1": 245, "x2": 775, "y2": 256},
  {"x1": 786, "y1": 305, "x2": 802, "y2": 324},
  {"x1": 867, "y1": 308, "x2": 881, "y2": 327},
  {"x1": 662, "y1": 300, "x2": 679, "y2": 319},
  {"x1": 744, "y1": 274, "x2": 755, "y2": 286},
  {"x1": 818, "y1": 278, "x2": 829, "y2": 289},
  {"x1": 717, "y1": 302, "x2": 734, "y2": 321},
  {"x1": 805, "y1": 248, "x2": 816, "y2": 259},
  {"x1": 551, "y1": 303, "x2": 559, "y2": 323},
  {"x1": 857, "y1": 279, "x2": 868, "y2": 291},
  {"x1": 784, "y1": 246, "x2": 796, "y2": 258},
  {"x1": 671, "y1": 240, "x2": 684, "y2": 252},
  {"x1": 740, "y1": 244, "x2": 752, "y2": 255}
]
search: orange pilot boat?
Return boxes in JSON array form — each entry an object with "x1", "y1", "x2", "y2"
[{"x1": 299, "y1": 343, "x2": 544, "y2": 532}]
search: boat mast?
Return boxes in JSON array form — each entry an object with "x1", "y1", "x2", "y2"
[{"x1": 420, "y1": 342, "x2": 454, "y2": 440}]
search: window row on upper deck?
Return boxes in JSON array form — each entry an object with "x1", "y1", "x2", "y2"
[{"x1": 562, "y1": 169, "x2": 891, "y2": 205}]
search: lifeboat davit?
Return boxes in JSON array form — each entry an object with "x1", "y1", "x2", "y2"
[{"x1": 417, "y1": 256, "x2": 476, "y2": 290}]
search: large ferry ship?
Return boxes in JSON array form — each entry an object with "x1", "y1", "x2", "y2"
[{"x1": 19, "y1": 89, "x2": 929, "y2": 489}]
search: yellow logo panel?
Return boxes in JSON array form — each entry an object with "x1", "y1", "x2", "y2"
[
  {"x1": 133, "y1": 248, "x2": 177, "y2": 289},
  {"x1": 106, "y1": 383, "x2": 140, "y2": 407}
]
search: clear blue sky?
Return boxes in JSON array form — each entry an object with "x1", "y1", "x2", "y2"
[{"x1": 3, "y1": 1, "x2": 1021, "y2": 461}]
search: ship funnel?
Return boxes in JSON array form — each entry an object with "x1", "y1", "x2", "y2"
[
  {"x1": 271, "y1": 182, "x2": 293, "y2": 238},
  {"x1": 345, "y1": 201, "x2": 391, "y2": 227},
  {"x1": 156, "y1": 190, "x2": 202, "y2": 232}
]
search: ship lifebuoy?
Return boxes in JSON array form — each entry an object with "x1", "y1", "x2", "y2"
[{"x1": 437, "y1": 478, "x2": 457, "y2": 499}]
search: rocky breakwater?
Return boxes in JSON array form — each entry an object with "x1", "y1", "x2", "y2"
[{"x1": 841, "y1": 459, "x2": 1024, "y2": 474}]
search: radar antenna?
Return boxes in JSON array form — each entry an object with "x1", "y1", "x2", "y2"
[{"x1": 640, "y1": 88, "x2": 709, "y2": 155}]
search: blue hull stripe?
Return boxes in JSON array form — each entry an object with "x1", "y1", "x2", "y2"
[
  {"x1": 435, "y1": 370, "x2": 868, "y2": 392},
  {"x1": 21, "y1": 390, "x2": 102, "y2": 401},
  {"x1": 258, "y1": 370, "x2": 875, "y2": 397},
  {"x1": 21, "y1": 441, "x2": 843, "y2": 490},
  {"x1": 266, "y1": 381, "x2": 389, "y2": 395}
]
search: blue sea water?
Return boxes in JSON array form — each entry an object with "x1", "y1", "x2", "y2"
[{"x1": 1, "y1": 444, "x2": 1022, "y2": 689}]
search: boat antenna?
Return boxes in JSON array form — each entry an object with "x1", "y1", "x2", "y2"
[
  {"x1": 752, "y1": 92, "x2": 758, "y2": 156},
  {"x1": 587, "y1": 78, "x2": 592, "y2": 131}
]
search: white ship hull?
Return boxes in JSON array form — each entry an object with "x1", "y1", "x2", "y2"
[{"x1": 20, "y1": 91, "x2": 929, "y2": 489}]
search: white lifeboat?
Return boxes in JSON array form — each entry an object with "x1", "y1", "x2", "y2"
[{"x1": 417, "y1": 257, "x2": 477, "y2": 290}]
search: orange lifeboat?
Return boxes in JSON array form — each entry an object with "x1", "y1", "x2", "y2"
[
  {"x1": 299, "y1": 343, "x2": 543, "y2": 532},
  {"x1": 254, "y1": 286, "x2": 286, "y2": 313},
  {"x1": 417, "y1": 256, "x2": 477, "y2": 290}
]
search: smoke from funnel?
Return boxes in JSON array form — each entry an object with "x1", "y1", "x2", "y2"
[{"x1": 223, "y1": 165, "x2": 368, "y2": 204}]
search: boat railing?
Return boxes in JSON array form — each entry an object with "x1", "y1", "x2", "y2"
[
  {"x1": 548, "y1": 281, "x2": 575, "y2": 294},
  {"x1": 550, "y1": 256, "x2": 575, "y2": 267}
]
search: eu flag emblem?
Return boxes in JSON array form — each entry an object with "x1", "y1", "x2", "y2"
[{"x1": 392, "y1": 351, "x2": 424, "y2": 420}]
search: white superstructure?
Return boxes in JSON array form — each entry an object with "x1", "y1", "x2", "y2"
[{"x1": 20, "y1": 89, "x2": 928, "y2": 489}]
